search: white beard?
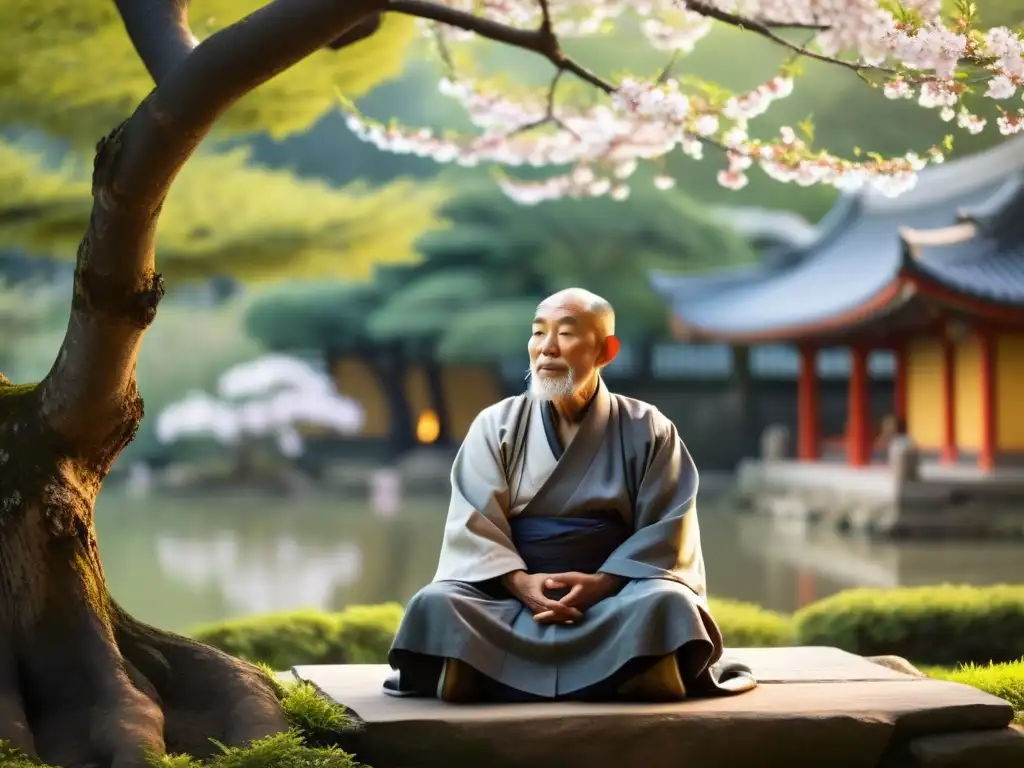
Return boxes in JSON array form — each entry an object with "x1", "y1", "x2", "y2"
[{"x1": 528, "y1": 367, "x2": 576, "y2": 401}]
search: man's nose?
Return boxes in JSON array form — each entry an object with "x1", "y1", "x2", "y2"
[{"x1": 541, "y1": 333, "x2": 560, "y2": 357}]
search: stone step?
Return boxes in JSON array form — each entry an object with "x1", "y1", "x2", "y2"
[{"x1": 293, "y1": 646, "x2": 1023, "y2": 768}]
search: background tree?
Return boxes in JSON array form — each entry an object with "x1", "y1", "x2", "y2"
[
  {"x1": 244, "y1": 181, "x2": 757, "y2": 453},
  {"x1": 0, "y1": 136, "x2": 444, "y2": 281},
  {"x1": 243, "y1": 279, "x2": 422, "y2": 455}
]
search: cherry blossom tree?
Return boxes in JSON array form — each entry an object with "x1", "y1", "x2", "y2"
[
  {"x1": 0, "y1": 1, "x2": 1021, "y2": 766},
  {"x1": 344, "y1": 0, "x2": 1023, "y2": 201}
]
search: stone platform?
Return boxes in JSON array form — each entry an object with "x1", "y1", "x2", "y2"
[{"x1": 293, "y1": 647, "x2": 1024, "y2": 768}]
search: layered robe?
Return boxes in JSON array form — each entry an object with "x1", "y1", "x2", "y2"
[{"x1": 388, "y1": 379, "x2": 754, "y2": 700}]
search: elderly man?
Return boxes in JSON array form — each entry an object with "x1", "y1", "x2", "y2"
[{"x1": 383, "y1": 288, "x2": 755, "y2": 703}]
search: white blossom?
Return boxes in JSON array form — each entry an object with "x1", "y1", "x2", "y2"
[{"x1": 338, "y1": 0, "x2": 1024, "y2": 201}]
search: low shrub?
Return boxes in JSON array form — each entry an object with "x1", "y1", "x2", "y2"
[
  {"x1": 709, "y1": 598, "x2": 793, "y2": 647},
  {"x1": 792, "y1": 584, "x2": 1024, "y2": 667},
  {"x1": 191, "y1": 603, "x2": 403, "y2": 670}
]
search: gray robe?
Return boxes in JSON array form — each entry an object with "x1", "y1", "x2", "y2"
[{"x1": 389, "y1": 379, "x2": 751, "y2": 700}]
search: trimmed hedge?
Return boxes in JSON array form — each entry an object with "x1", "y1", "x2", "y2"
[
  {"x1": 792, "y1": 584, "x2": 1024, "y2": 667},
  {"x1": 191, "y1": 603, "x2": 404, "y2": 670},
  {"x1": 709, "y1": 598, "x2": 793, "y2": 647},
  {"x1": 189, "y1": 585, "x2": 1024, "y2": 672}
]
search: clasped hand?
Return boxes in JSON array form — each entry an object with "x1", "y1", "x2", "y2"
[{"x1": 504, "y1": 570, "x2": 623, "y2": 625}]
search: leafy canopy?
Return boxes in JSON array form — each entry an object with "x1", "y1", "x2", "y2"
[
  {"x1": 0, "y1": 138, "x2": 445, "y2": 281},
  {"x1": 1, "y1": 0, "x2": 419, "y2": 144},
  {"x1": 244, "y1": 182, "x2": 756, "y2": 363}
]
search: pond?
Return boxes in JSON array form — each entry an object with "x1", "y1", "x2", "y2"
[{"x1": 95, "y1": 490, "x2": 1024, "y2": 633}]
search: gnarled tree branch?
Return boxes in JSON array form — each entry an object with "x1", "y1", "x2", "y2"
[
  {"x1": 388, "y1": 0, "x2": 615, "y2": 93},
  {"x1": 113, "y1": 0, "x2": 198, "y2": 83},
  {"x1": 39, "y1": 0, "x2": 387, "y2": 455}
]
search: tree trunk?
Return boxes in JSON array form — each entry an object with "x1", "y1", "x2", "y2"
[
  {"x1": 369, "y1": 347, "x2": 417, "y2": 459},
  {"x1": 0, "y1": 1, "x2": 387, "y2": 764},
  {"x1": 423, "y1": 358, "x2": 452, "y2": 446},
  {"x1": 0, "y1": 381, "x2": 286, "y2": 766}
]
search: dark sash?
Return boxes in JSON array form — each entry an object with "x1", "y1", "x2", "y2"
[{"x1": 509, "y1": 511, "x2": 631, "y2": 576}]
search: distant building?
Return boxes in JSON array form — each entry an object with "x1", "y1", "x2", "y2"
[{"x1": 651, "y1": 136, "x2": 1024, "y2": 472}]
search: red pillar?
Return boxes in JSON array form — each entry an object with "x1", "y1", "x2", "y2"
[
  {"x1": 893, "y1": 343, "x2": 908, "y2": 425},
  {"x1": 940, "y1": 336, "x2": 958, "y2": 464},
  {"x1": 978, "y1": 328, "x2": 997, "y2": 471},
  {"x1": 847, "y1": 345, "x2": 871, "y2": 467},
  {"x1": 798, "y1": 345, "x2": 820, "y2": 461}
]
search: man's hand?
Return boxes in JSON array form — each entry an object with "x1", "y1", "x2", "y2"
[
  {"x1": 533, "y1": 572, "x2": 624, "y2": 623},
  {"x1": 503, "y1": 571, "x2": 583, "y2": 625}
]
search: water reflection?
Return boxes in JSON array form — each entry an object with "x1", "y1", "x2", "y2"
[
  {"x1": 95, "y1": 491, "x2": 1024, "y2": 632},
  {"x1": 156, "y1": 534, "x2": 364, "y2": 615}
]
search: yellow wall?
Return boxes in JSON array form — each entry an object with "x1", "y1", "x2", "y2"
[
  {"x1": 332, "y1": 359, "x2": 503, "y2": 443},
  {"x1": 331, "y1": 357, "x2": 389, "y2": 437},
  {"x1": 907, "y1": 331, "x2": 1024, "y2": 455},
  {"x1": 906, "y1": 337, "x2": 944, "y2": 450},
  {"x1": 997, "y1": 332, "x2": 1024, "y2": 450},
  {"x1": 442, "y1": 365, "x2": 503, "y2": 439},
  {"x1": 954, "y1": 336, "x2": 982, "y2": 451}
]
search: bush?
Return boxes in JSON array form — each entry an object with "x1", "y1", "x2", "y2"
[
  {"x1": 793, "y1": 584, "x2": 1024, "y2": 667},
  {"x1": 191, "y1": 603, "x2": 404, "y2": 670},
  {"x1": 709, "y1": 598, "x2": 793, "y2": 647}
]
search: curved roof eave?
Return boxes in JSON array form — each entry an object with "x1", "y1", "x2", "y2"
[{"x1": 670, "y1": 278, "x2": 915, "y2": 343}]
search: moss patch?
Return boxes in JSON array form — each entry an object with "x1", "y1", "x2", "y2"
[
  {"x1": 927, "y1": 659, "x2": 1024, "y2": 724},
  {"x1": 0, "y1": 676, "x2": 363, "y2": 768}
]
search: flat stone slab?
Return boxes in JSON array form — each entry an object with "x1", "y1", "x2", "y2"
[{"x1": 293, "y1": 647, "x2": 1020, "y2": 768}]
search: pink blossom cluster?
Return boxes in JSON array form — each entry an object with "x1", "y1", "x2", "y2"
[{"x1": 346, "y1": 0, "x2": 1024, "y2": 202}]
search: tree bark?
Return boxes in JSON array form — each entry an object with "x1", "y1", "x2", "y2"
[
  {"x1": 423, "y1": 357, "x2": 452, "y2": 446},
  {"x1": 0, "y1": 0, "x2": 387, "y2": 764},
  {"x1": 369, "y1": 347, "x2": 417, "y2": 458},
  {"x1": 0, "y1": 0, "x2": 616, "y2": 762}
]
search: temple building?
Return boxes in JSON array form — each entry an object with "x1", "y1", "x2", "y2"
[{"x1": 651, "y1": 136, "x2": 1024, "y2": 473}]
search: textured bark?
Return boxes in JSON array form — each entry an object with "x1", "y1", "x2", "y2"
[
  {"x1": 0, "y1": 0, "x2": 389, "y2": 764},
  {"x1": 2, "y1": 0, "x2": 609, "y2": 761}
]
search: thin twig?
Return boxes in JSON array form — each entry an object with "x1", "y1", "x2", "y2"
[
  {"x1": 508, "y1": 70, "x2": 581, "y2": 138},
  {"x1": 388, "y1": 0, "x2": 616, "y2": 93},
  {"x1": 683, "y1": 0, "x2": 895, "y2": 75}
]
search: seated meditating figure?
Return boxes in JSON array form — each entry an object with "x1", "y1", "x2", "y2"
[{"x1": 383, "y1": 288, "x2": 756, "y2": 703}]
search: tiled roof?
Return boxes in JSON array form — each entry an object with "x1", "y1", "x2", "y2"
[
  {"x1": 651, "y1": 138, "x2": 1024, "y2": 338},
  {"x1": 903, "y1": 180, "x2": 1024, "y2": 305}
]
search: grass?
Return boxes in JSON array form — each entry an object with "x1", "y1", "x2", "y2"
[{"x1": 926, "y1": 659, "x2": 1024, "y2": 725}]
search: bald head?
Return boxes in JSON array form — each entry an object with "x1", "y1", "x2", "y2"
[
  {"x1": 528, "y1": 288, "x2": 620, "y2": 402},
  {"x1": 537, "y1": 288, "x2": 615, "y2": 339}
]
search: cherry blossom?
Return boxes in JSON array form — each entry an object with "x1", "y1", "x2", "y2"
[{"x1": 348, "y1": 0, "x2": 1024, "y2": 202}]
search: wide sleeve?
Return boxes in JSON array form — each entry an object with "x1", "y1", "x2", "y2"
[
  {"x1": 431, "y1": 408, "x2": 528, "y2": 583},
  {"x1": 598, "y1": 415, "x2": 708, "y2": 601}
]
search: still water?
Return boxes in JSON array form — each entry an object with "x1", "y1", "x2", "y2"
[{"x1": 96, "y1": 491, "x2": 1024, "y2": 633}]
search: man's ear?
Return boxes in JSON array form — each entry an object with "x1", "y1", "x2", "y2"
[{"x1": 599, "y1": 335, "x2": 621, "y2": 368}]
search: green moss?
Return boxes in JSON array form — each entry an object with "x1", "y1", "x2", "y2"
[
  {"x1": 792, "y1": 584, "x2": 1024, "y2": 666},
  {"x1": 927, "y1": 659, "x2": 1024, "y2": 723},
  {"x1": 0, "y1": 381, "x2": 37, "y2": 421},
  {"x1": 709, "y1": 598, "x2": 794, "y2": 647},
  {"x1": 0, "y1": 679, "x2": 362, "y2": 768}
]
